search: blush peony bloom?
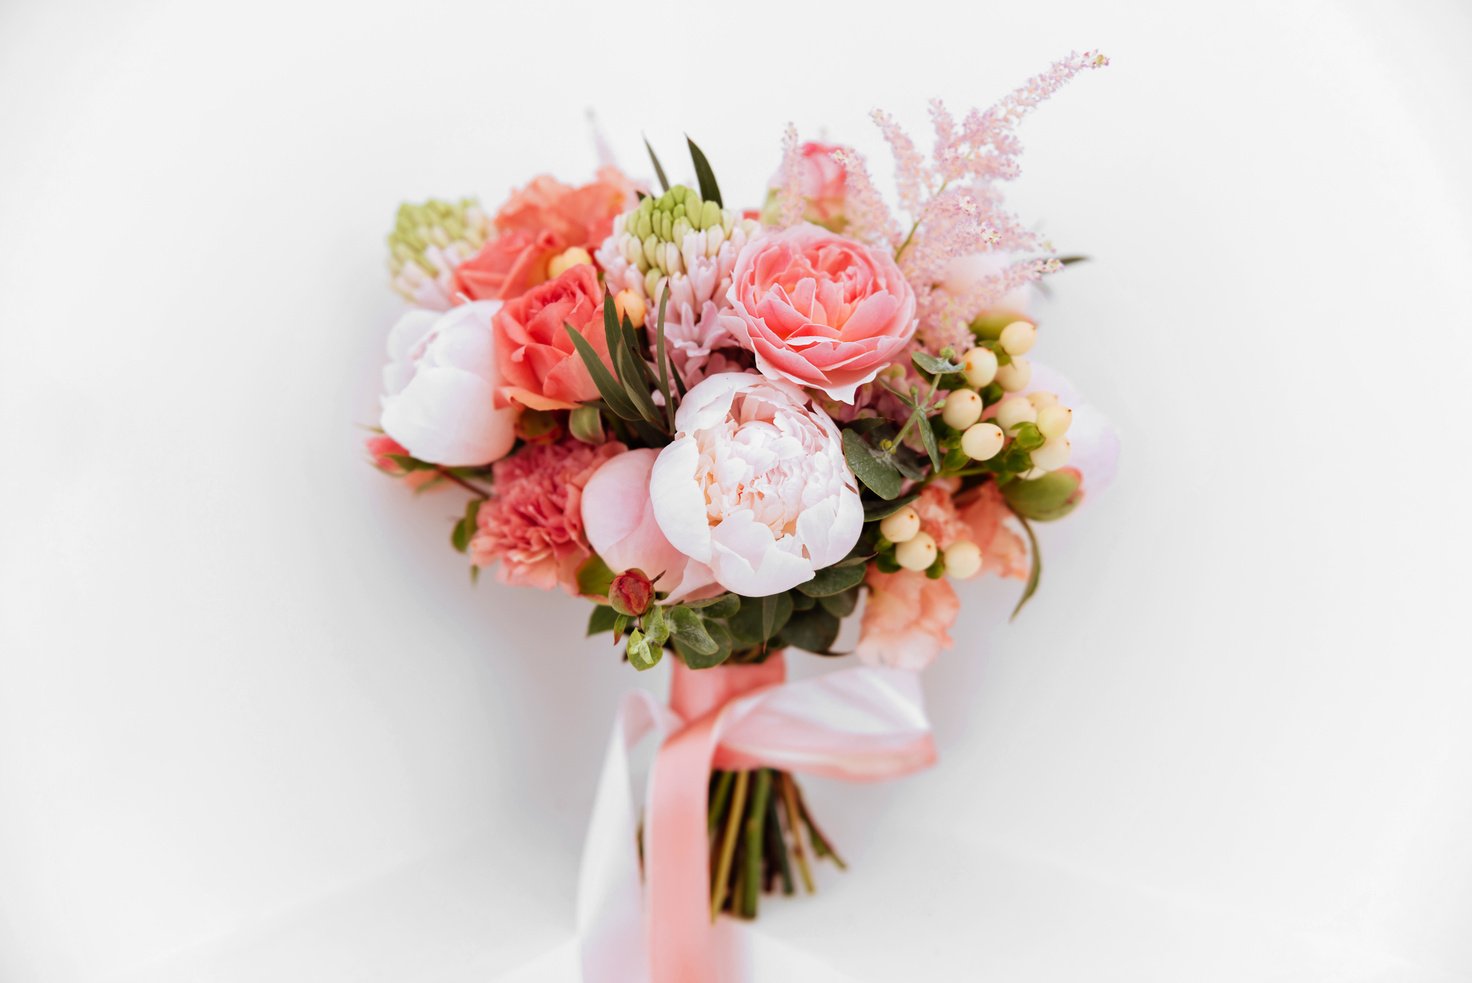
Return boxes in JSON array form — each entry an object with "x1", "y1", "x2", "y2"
[
  {"x1": 650, "y1": 373, "x2": 863, "y2": 597},
  {"x1": 856, "y1": 568, "x2": 961, "y2": 671},
  {"x1": 720, "y1": 224, "x2": 917, "y2": 403},
  {"x1": 453, "y1": 167, "x2": 633, "y2": 302},
  {"x1": 469, "y1": 438, "x2": 626, "y2": 593},
  {"x1": 492, "y1": 264, "x2": 613, "y2": 411},
  {"x1": 581, "y1": 448, "x2": 716, "y2": 602},
  {"x1": 379, "y1": 302, "x2": 517, "y2": 467},
  {"x1": 957, "y1": 483, "x2": 1029, "y2": 581}
]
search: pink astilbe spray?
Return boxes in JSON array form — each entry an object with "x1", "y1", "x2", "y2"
[
  {"x1": 871, "y1": 50, "x2": 1108, "y2": 351},
  {"x1": 772, "y1": 124, "x2": 807, "y2": 230}
]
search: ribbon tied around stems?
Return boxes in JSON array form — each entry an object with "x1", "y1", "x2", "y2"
[{"x1": 577, "y1": 653, "x2": 937, "y2": 983}]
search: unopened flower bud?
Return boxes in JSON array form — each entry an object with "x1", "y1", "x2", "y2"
[
  {"x1": 894, "y1": 531, "x2": 938, "y2": 571},
  {"x1": 999, "y1": 320, "x2": 1037, "y2": 356},
  {"x1": 941, "y1": 389, "x2": 983, "y2": 430},
  {"x1": 1036, "y1": 404, "x2": 1072, "y2": 438},
  {"x1": 995, "y1": 356, "x2": 1031, "y2": 392},
  {"x1": 994, "y1": 396, "x2": 1037, "y2": 432},
  {"x1": 609, "y1": 569, "x2": 655, "y2": 617},
  {"x1": 961, "y1": 422, "x2": 1004, "y2": 461},
  {"x1": 879, "y1": 505, "x2": 921, "y2": 544},
  {"x1": 944, "y1": 540, "x2": 983, "y2": 579},
  {"x1": 1029, "y1": 436, "x2": 1071, "y2": 471},
  {"x1": 547, "y1": 246, "x2": 593, "y2": 279},
  {"x1": 1027, "y1": 390, "x2": 1059, "y2": 410},
  {"x1": 614, "y1": 288, "x2": 647, "y2": 328},
  {"x1": 962, "y1": 347, "x2": 998, "y2": 387}
]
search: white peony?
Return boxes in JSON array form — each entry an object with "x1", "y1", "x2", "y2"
[
  {"x1": 649, "y1": 372, "x2": 863, "y2": 597},
  {"x1": 379, "y1": 301, "x2": 516, "y2": 467}
]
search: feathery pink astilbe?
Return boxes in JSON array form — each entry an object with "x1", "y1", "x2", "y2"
[
  {"x1": 874, "y1": 50, "x2": 1106, "y2": 347},
  {"x1": 829, "y1": 147, "x2": 900, "y2": 248},
  {"x1": 772, "y1": 124, "x2": 807, "y2": 229}
]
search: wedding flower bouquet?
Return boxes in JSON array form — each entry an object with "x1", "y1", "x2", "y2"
[{"x1": 365, "y1": 50, "x2": 1115, "y2": 982}]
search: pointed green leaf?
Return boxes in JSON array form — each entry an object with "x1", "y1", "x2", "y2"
[
  {"x1": 685, "y1": 136, "x2": 722, "y2": 207},
  {"x1": 915, "y1": 410, "x2": 942, "y2": 470},
  {"x1": 1010, "y1": 517, "x2": 1042, "y2": 621},
  {"x1": 576, "y1": 553, "x2": 616, "y2": 598},
  {"x1": 587, "y1": 605, "x2": 618, "y2": 636},
  {"x1": 644, "y1": 136, "x2": 670, "y2": 193},
  {"x1": 564, "y1": 322, "x2": 639, "y2": 420},
  {"x1": 863, "y1": 492, "x2": 919, "y2": 522},
  {"x1": 653, "y1": 289, "x2": 675, "y2": 430}
]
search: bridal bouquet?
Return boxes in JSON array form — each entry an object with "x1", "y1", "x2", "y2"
[{"x1": 365, "y1": 50, "x2": 1115, "y2": 982}]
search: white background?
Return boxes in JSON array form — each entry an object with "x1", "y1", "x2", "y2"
[{"x1": 3, "y1": 1, "x2": 1471, "y2": 981}]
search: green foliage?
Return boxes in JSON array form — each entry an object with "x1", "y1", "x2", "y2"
[
  {"x1": 1011, "y1": 516, "x2": 1043, "y2": 621},
  {"x1": 576, "y1": 554, "x2": 616, "y2": 598},
  {"x1": 449, "y1": 497, "x2": 479, "y2": 553},
  {"x1": 817, "y1": 587, "x2": 860, "y2": 618},
  {"x1": 644, "y1": 136, "x2": 670, "y2": 192},
  {"x1": 1012, "y1": 421, "x2": 1045, "y2": 452},
  {"x1": 842, "y1": 429, "x2": 903, "y2": 500},
  {"x1": 776, "y1": 607, "x2": 842, "y2": 655},
  {"x1": 911, "y1": 351, "x2": 963, "y2": 376},
  {"x1": 569, "y1": 405, "x2": 605, "y2": 445},
  {"x1": 1002, "y1": 469, "x2": 1082, "y2": 522},
  {"x1": 626, "y1": 628, "x2": 662, "y2": 671},
  {"x1": 914, "y1": 409, "x2": 941, "y2": 470},
  {"x1": 863, "y1": 491, "x2": 919, "y2": 522},
  {"x1": 729, "y1": 592, "x2": 793, "y2": 647},
  {"x1": 796, "y1": 562, "x2": 868, "y2": 597},
  {"x1": 686, "y1": 136, "x2": 722, "y2": 207},
  {"x1": 587, "y1": 605, "x2": 618, "y2": 636}
]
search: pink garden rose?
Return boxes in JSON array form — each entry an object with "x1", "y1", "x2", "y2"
[
  {"x1": 720, "y1": 224, "x2": 917, "y2": 403},
  {"x1": 650, "y1": 372, "x2": 862, "y2": 597},
  {"x1": 379, "y1": 302, "x2": 517, "y2": 467},
  {"x1": 768, "y1": 141, "x2": 848, "y2": 228},
  {"x1": 469, "y1": 438, "x2": 626, "y2": 593},
  {"x1": 492, "y1": 264, "x2": 613, "y2": 411},
  {"x1": 856, "y1": 568, "x2": 961, "y2": 671},
  {"x1": 580, "y1": 448, "x2": 716, "y2": 602},
  {"x1": 453, "y1": 167, "x2": 633, "y2": 302}
]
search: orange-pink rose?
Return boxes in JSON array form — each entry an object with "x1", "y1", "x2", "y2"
[
  {"x1": 856, "y1": 568, "x2": 960, "y2": 671},
  {"x1": 720, "y1": 224, "x2": 917, "y2": 403},
  {"x1": 492, "y1": 265, "x2": 613, "y2": 411},
  {"x1": 453, "y1": 167, "x2": 633, "y2": 302}
]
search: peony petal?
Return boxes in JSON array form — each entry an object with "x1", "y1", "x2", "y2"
[
  {"x1": 649, "y1": 437, "x2": 715, "y2": 563},
  {"x1": 381, "y1": 367, "x2": 515, "y2": 466}
]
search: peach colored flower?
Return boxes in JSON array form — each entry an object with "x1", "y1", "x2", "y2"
[
  {"x1": 720, "y1": 224, "x2": 917, "y2": 403},
  {"x1": 469, "y1": 438, "x2": 626, "y2": 593},
  {"x1": 912, "y1": 481, "x2": 971, "y2": 550},
  {"x1": 453, "y1": 167, "x2": 633, "y2": 302},
  {"x1": 856, "y1": 568, "x2": 960, "y2": 671},
  {"x1": 492, "y1": 265, "x2": 614, "y2": 411},
  {"x1": 958, "y1": 483, "x2": 1029, "y2": 580}
]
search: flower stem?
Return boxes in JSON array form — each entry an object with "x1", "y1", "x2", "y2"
[
  {"x1": 741, "y1": 769, "x2": 774, "y2": 918},
  {"x1": 710, "y1": 770, "x2": 748, "y2": 921},
  {"x1": 434, "y1": 467, "x2": 491, "y2": 499},
  {"x1": 779, "y1": 772, "x2": 816, "y2": 893}
]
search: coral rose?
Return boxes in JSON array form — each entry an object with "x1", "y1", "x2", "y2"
[
  {"x1": 453, "y1": 168, "x2": 633, "y2": 302},
  {"x1": 469, "y1": 438, "x2": 625, "y2": 593},
  {"x1": 650, "y1": 372, "x2": 862, "y2": 597},
  {"x1": 855, "y1": 568, "x2": 961, "y2": 671},
  {"x1": 379, "y1": 302, "x2": 516, "y2": 467},
  {"x1": 720, "y1": 224, "x2": 917, "y2": 403},
  {"x1": 492, "y1": 264, "x2": 614, "y2": 411}
]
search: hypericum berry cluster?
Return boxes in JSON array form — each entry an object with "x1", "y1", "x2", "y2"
[{"x1": 875, "y1": 505, "x2": 983, "y2": 581}]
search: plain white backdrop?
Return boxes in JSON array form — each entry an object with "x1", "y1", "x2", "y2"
[{"x1": 3, "y1": 1, "x2": 1471, "y2": 980}]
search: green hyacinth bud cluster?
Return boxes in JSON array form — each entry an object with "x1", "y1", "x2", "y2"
[
  {"x1": 386, "y1": 198, "x2": 492, "y2": 302},
  {"x1": 610, "y1": 185, "x2": 750, "y2": 300}
]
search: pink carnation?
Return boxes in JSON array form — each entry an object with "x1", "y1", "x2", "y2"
[
  {"x1": 720, "y1": 224, "x2": 917, "y2": 403},
  {"x1": 856, "y1": 568, "x2": 960, "y2": 671},
  {"x1": 957, "y1": 483, "x2": 1029, "y2": 580},
  {"x1": 469, "y1": 439, "x2": 626, "y2": 593},
  {"x1": 912, "y1": 481, "x2": 971, "y2": 550}
]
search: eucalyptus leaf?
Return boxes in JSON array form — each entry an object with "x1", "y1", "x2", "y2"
[
  {"x1": 730, "y1": 592, "x2": 792, "y2": 646},
  {"x1": 911, "y1": 351, "x2": 963, "y2": 375},
  {"x1": 842, "y1": 429, "x2": 903, "y2": 500},
  {"x1": 776, "y1": 608, "x2": 841, "y2": 655},
  {"x1": 863, "y1": 492, "x2": 920, "y2": 522},
  {"x1": 626, "y1": 629, "x2": 663, "y2": 671},
  {"x1": 818, "y1": 588, "x2": 859, "y2": 618},
  {"x1": 669, "y1": 605, "x2": 717, "y2": 655},
  {"x1": 796, "y1": 561, "x2": 868, "y2": 597},
  {"x1": 915, "y1": 410, "x2": 942, "y2": 470}
]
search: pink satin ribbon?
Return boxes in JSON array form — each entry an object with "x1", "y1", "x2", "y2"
[{"x1": 578, "y1": 655, "x2": 937, "y2": 983}]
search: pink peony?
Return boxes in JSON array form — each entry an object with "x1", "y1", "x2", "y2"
[
  {"x1": 856, "y1": 568, "x2": 960, "y2": 671},
  {"x1": 492, "y1": 265, "x2": 613, "y2": 411},
  {"x1": 580, "y1": 448, "x2": 716, "y2": 602},
  {"x1": 453, "y1": 168, "x2": 633, "y2": 302},
  {"x1": 469, "y1": 438, "x2": 626, "y2": 593},
  {"x1": 957, "y1": 483, "x2": 1029, "y2": 581},
  {"x1": 720, "y1": 224, "x2": 917, "y2": 403}
]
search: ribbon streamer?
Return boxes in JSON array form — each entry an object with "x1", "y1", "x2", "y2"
[{"x1": 578, "y1": 655, "x2": 936, "y2": 983}]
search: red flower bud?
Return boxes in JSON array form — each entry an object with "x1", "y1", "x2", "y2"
[{"x1": 609, "y1": 569, "x2": 655, "y2": 617}]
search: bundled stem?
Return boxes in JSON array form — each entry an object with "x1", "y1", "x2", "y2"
[{"x1": 708, "y1": 768, "x2": 841, "y2": 920}]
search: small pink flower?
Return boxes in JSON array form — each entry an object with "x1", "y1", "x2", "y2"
[
  {"x1": 364, "y1": 434, "x2": 439, "y2": 490},
  {"x1": 720, "y1": 224, "x2": 917, "y2": 403},
  {"x1": 957, "y1": 483, "x2": 1029, "y2": 581},
  {"x1": 469, "y1": 438, "x2": 626, "y2": 593},
  {"x1": 771, "y1": 141, "x2": 848, "y2": 228},
  {"x1": 856, "y1": 568, "x2": 960, "y2": 671}
]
